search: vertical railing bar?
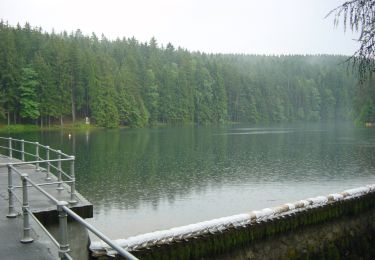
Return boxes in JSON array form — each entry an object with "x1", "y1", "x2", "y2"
[
  {"x1": 57, "y1": 151, "x2": 63, "y2": 190},
  {"x1": 20, "y1": 173, "x2": 33, "y2": 243},
  {"x1": 21, "y1": 139, "x2": 25, "y2": 161},
  {"x1": 57, "y1": 201, "x2": 70, "y2": 259},
  {"x1": 6, "y1": 164, "x2": 17, "y2": 218},
  {"x1": 69, "y1": 156, "x2": 77, "y2": 204},
  {"x1": 9, "y1": 137, "x2": 12, "y2": 158},
  {"x1": 45, "y1": 146, "x2": 51, "y2": 181},
  {"x1": 35, "y1": 142, "x2": 40, "y2": 171}
]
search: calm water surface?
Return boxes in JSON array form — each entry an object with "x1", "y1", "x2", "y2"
[{"x1": 9, "y1": 123, "x2": 375, "y2": 239}]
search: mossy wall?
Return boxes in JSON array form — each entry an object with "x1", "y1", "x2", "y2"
[{"x1": 121, "y1": 192, "x2": 375, "y2": 260}]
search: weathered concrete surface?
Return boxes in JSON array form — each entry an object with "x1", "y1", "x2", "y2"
[
  {"x1": 0, "y1": 180, "x2": 59, "y2": 259},
  {"x1": 0, "y1": 154, "x2": 93, "y2": 259}
]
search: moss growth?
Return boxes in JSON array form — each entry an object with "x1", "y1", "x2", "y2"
[{"x1": 122, "y1": 192, "x2": 375, "y2": 260}]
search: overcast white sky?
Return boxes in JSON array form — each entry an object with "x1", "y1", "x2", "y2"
[{"x1": 0, "y1": 0, "x2": 359, "y2": 55}]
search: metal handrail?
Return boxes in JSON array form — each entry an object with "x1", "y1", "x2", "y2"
[
  {"x1": 49, "y1": 163, "x2": 72, "y2": 180},
  {"x1": 26, "y1": 206, "x2": 60, "y2": 247},
  {"x1": 63, "y1": 206, "x2": 137, "y2": 260},
  {"x1": 0, "y1": 158, "x2": 74, "y2": 166},
  {"x1": 3, "y1": 138, "x2": 138, "y2": 260},
  {"x1": 9, "y1": 166, "x2": 59, "y2": 204},
  {"x1": 0, "y1": 137, "x2": 72, "y2": 165},
  {"x1": 8, "y1": 165, "x2": 137, "y2": 260},
  {"x1": 13, "y1": 180, "x2": 73, "y2": 189}
]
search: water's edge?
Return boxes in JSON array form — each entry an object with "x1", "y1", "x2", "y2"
[{"x1": 92, "y1": 185, "x2": 375, "y2": 259}]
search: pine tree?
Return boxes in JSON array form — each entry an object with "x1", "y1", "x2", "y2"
[{"x1": 19, "y1": 67, "x2": 40, "y2": 120}]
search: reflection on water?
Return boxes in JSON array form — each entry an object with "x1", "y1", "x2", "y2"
[
  {"x1": 9, "y1": 123, "x2": 375, "y2": 239},
  {"x1": 222, "y1": 130, "x2": 294, "y2": 135}
]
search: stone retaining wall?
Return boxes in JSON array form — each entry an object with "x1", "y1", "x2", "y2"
[{"x1": 91, "y1": 185, "x2": 375, "y2": 259}]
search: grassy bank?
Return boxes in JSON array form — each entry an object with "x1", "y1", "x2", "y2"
[{"x1": 0, "y1": 123, "x2": 97, "y2": 133}]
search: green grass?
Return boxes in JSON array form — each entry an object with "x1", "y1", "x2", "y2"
[
  {"x1": 0, "y1": 124, "x2": 40, "y2": 133},
  {"x1": 52, "y1": 123, "x2": 97, "y2": 130},
  {"x1": 0, "y1": 123, "x2": 98, "y2": 133}
]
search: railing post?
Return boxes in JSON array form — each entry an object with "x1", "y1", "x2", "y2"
[
  {"x1": 21, "y1": 139, "x2": 25, "y2": 161},
  {"x1": 8, "y1": 137, "x2": 12, "y2": 158},
  {"x1": 20, "y1": 174, "x2": 33, "y2": 243},
  {"x1": 6, "y1": 165, "x2": 17, "y2": 218},
  {"x1": 69, "y1": 156, "x2": 77, "y2": 204},
  {"x1": 57, "y1": 150, "x2": 64, "y2": 190},
  {"x1": 57, "y1": 201, "x2": 70, "y2": 259},
  {"x1": 35, "y1": 142, "x2": 40, "y2": 171},
  {"x1": 45, "y1": 146, "x2": 52, "y2": 181}
]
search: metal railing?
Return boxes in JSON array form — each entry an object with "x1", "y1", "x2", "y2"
[
  {"x1": 0, "y1": 137, "x2": 77, "y2": 203},
  {"x1": 1, "y1": 137, "x2": 137, "y2": 260}
]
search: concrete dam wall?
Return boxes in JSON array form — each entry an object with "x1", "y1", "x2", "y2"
[{"x1": 91, "y1": 184, "x2": 375, "y2": 259}]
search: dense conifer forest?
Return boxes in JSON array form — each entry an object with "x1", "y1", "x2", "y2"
[{"x1": 0, "y1": 22, "x2": 372, "y2": 127}]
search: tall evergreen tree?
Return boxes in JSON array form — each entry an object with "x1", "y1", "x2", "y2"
[
  {"x1": 19, "y1": 67, "x2": 40, "y2": 120},
  {"x1": 0, "y1": 22, "x2": 366, "y2": 127}
]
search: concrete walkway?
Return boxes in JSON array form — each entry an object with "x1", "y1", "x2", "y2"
[
  {"x1": 0, "y1": 201, "x2": 59, "y2": 259},
  {"x1": 0, "y1": 154, "x2": 92, "y2": 259}
]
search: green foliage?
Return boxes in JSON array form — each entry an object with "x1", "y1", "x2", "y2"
[
  {"x1": 354, "y1": 76, "x2": 375, "y2": 122},
  {"x1": 19, "y1": 67, "x2": 40, "y2": 120},
  {"x1": 0, "y1": 22, "x2": 366, "y2": 127},
  {"x1": 328, "y1": 0, "x2": 375, "y2": 82},
  {"x1": 90, "y1": 71, "x2": 119, "y2": 128}
]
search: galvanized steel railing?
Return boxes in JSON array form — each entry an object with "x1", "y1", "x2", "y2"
[
  {"x1": 1, "y1": 137, "x2": 137, "y2": 260},
  {"x1": 0, "y1": 137, "x2": 77, "y2": 202}
]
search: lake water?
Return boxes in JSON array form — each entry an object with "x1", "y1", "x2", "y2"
[{"x1": 8, "y1": 123, "x2": 375, "y2": 239}]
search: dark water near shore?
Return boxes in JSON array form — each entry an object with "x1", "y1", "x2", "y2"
[{"x1": 7, "y1": 122, "x2": 375, "y2": 239}]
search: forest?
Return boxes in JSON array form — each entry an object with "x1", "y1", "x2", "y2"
[{"x1": 0, "y1": 22, "x2": 373, "y2": 128}]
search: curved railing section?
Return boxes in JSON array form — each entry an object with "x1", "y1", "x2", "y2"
[{"x1": 0, "y1": 137, "x2": 137, "y2": 260}]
